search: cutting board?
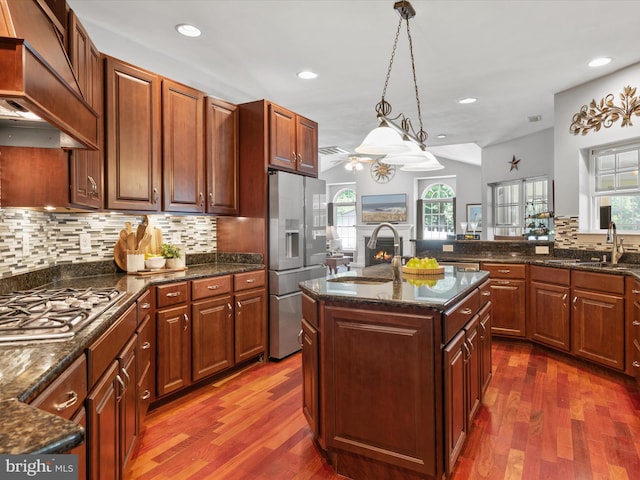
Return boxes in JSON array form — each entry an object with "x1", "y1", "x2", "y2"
[{"x1": 114, "y1": 239, "x2": 127, "y2": 271}]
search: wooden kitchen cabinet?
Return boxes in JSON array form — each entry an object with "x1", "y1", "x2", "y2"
[
  {"x1": 529, "y1": 265, "x2": 571, "y2": 352},
  {"x1": 269, "y1": 103, "x2": 318, "y2": 175},
  {"x1": 191, "y1": 276, "x2": 234, "y2": 380},
  {"x1": 571, "y1": 270, "x2": 625, "y2": 371},
  {"x1": 86, "y1": 302, "x2": 138, "y2": 480},
  {"x1": 234, "y1": 270, "x2": 267, "y2": 363},
  {"x1": 301, "y1": 293, "x2": 320, "y2": 442},
  {"x1": 31, "y1": 354, "x2": 88, "y2": 479},
  {"x1": 205, "y1": 97, "x2": 239, "y2": 215},
  {"x1": 162, "y1": 79, "x2": 205, "y2": 213},
  {"x1": 68, "y1": 9, "x2": 103, "y2": 209},
  {"x1": 482, "y1": 263, "x2": 527, "y2": 337},
  {"x1": 444, "y1": 329, "x2": 467, "y2": 475},
  {"x1": 155, "y1": 282, "x2": 190, "y2": 397},
  {"x1": 104, "y1": 56, "x2": 162, "y2": 211},
  {"x1": 628, "y1": 277, "x2": 640, "y2": 383}
]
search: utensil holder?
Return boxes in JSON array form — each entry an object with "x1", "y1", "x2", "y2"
[{"x1": 126, "y1": 252, "x2": 145, "y2": 273}]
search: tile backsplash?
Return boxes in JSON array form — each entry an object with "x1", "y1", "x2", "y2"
[{"x1": 0, "y1": 209, "x2": 217, "y2": 277}]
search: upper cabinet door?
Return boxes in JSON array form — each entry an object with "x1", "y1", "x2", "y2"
[
  {"x1": 68, "y1": 10, "x2": 103, "y2": 209},
  {"x1": 295, "y1": 115, "x2": 318, "y2": 176},
  {"x1": 205, "y1": 97, "x2": 239, "y2": 215},
  {"x1": 162, "y1": 79, "x2": 205, "y2": 213},
  {"x1": 269, "y1": 104, "x2": 297, "y2": 170},
  {"x1": 104, "y1": 57, "x2": 162, "y2": 211}
]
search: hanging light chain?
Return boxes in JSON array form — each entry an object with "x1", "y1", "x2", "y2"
[
  {"x1": 405, "y1": 17, "x2": 427, "y2": 144},
  {"x1": 375, "y1": 15, "x2": 403, "y2": 117}
]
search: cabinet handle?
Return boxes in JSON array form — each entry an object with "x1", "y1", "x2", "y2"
[
  {"x1": 54, "y1": 391, "x2": 78, "y2": 412},
  {"x1": 199, "y1": 192, "x2": 205, "y2": 206},
  {"x1": 297, "y1": 153, "x2": 302, "y2": 165},
  {"x1": 245, "y1": 278, "x2": 256, "y2": 284},
  {"x1": 153, "y1": 188, "x2": 159, "y2": 204},
  {"x1": 183, "y1": 313, "x2": 189, "y2": 331},
  {"x1": 497, "y1": 269, "x2": 511, "y2": 274},
  {"x1": 481, "y1": 290, "x2": 491, "y2": 296},
  {"x1": 166, "y1": 291, "x2": 181, "y2": 298},
  {"x1": 298, "y1": 329, "x2": 303, "y2": 347},
  {"x1": 207, "y1": 285, "x2": 221, "y2": 290},
  {"x1": 87, "y1": 175, "x2": 98, "y2": 197},
  {"x1": 142, "y1": 341, "x2": 151, "y2": 350},
  {"x1": 140, "y1": 302, "x2": 151, "y2": 310},
  {"x1": 141, "y1": 390, "x2": 151, "y2": 400},
  {"x1": 479, "y1": 322, "x2": 486, "y2": 336},
  {"x1": 121, "y1": 366, "x2": 130, "y2": 387},
  {"x1": 227, "y1": 303, "x2": 233, "y2": 311},
  {"x1": 633, "y1": 361, "x2": 640, "y2": 368},
  {"x1": 209, "y1": 192, "x2": 214, "y2": 207},
  {"x1": 461, "y1": 308, "x2": 473, "y2": 315},
  {"x1": 463, "y1": 341, "x2": 471, "y2": 358},
  {"x1": 237, "y1": 301, "x2": 242, "y2": 309},
  {"x1": 495, "y1": 280, "x2": 511, "y2": 285},
  {"x1": 573, "y1": 296, "x2": 578, "y2": 304},
  {"x1": 292, "y1": 152, "x2": 296, "y2": 164},
  {"x1": 116, "y1": 374, "x2": 126, "y2": 400},
  {"x1": 633, "y1": 289, "x2": 640, "y2": 294},
  {"x1": 633, "y1": 320, "x2": 640, "y2": 326}
]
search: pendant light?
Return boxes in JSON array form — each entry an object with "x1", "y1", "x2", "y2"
[
  {"x1": 399, "y1": 151, "x2": 444, "y2": 171},
  {"x1": 356, "y1": 1, "x2": 428, "y2": 156}
]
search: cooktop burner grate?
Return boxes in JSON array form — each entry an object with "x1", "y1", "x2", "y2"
[{"x1": 0, "y1": 287, "x2": 123, "y2": 343}]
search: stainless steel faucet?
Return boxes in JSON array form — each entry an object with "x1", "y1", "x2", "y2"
[
  {"x1": 367, "y1": 222, "x2": 402, "y2": 285},
  {"x1": 609, "y1": 221, "x2": 624, "y2": 264}
]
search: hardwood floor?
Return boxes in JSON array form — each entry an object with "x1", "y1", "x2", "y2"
[{"x1": 126, "y1": 340, "x2": 640, "y2": 479}]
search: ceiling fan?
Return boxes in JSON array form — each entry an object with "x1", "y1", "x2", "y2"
[{"x1": 331, "y1": 153, "x2": 386, "y2": 171}]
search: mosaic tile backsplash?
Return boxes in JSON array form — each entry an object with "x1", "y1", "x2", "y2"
[
  {"x1": 554, "y1": 216, "x2": 639, "y2": 253},
  {"x1": 0, "y1": 209, "x2": 217, "y2": 277}
]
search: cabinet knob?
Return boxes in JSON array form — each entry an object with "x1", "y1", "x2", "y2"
[
  {"x1": 142, "y1": 341, "x2": 151, "y2": 350},
  {"x1": 141, "y1": 390, "x2": 151, "y2": 400},
  {"x1": 633, "y1": 361, "x2": 640, "y2": 368},
  {"x1": 54, "y1": 391, "x2": 79, "y2": 412}
]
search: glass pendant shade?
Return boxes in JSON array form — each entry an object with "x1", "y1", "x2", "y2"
[
  {"x1": 399, "y1": 151, "x2": 444, "y2": 171},
  {"x1": 383, "y1": 140, "x2": 431, "y2": 164},
  {"x1": 355, "y1": 124, "x2": 410, "y2": 155}
]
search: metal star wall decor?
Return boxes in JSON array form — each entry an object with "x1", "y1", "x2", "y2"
[
  {"x1": 509, "y1": 155, "x2": 521, "y2": 171},
  {"x1": 570, "y1": 85, "x2": 640, "y2": 136}
]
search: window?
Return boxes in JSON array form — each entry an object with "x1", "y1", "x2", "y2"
[
  {"x1": 332, "y1": 188, "x2": 356, "y2": 250},
  {"x1": 420, "y1": 183, "x2": 455, "y2": 238},
  {"x1": 492, "y1": 177, "x2": 550, "y2": 238},
  {"x1": 591, "y1": 143, "x2": 640, "y2": 231}
]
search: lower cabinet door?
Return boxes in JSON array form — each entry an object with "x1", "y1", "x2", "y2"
[
  {"x1": 444, "y1": 330, "x2": 467, "y2": 475},
  {"x1": 234, "y1": 289, "x2": 267, "y2": 363},
  {"x1": 192, "y1": 295, "x2": 234, "y2": 381},
  {"x1": 87, "y1": 360, "x2": 119, "y2": 480}
]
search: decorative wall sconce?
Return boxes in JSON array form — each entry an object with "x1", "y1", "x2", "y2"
[{"x1": 570, "y1": 85, "x2": 640, "y2": 136}]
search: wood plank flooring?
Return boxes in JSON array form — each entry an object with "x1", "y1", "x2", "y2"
[{"x1": 126, "y1": 340, "x2": 640, "y2": 479}]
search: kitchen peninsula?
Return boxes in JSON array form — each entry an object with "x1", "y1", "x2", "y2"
[{"x1": 299, "y1": 265, "x2": 491, "y2": 480}]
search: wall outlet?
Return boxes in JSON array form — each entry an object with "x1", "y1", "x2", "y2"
[
  {"x1": 79, "y1": 233, "x2": 92, "y2": 254},
  {"x1": 442, "y1": 244, "x2": 454, "y2": 252},
  {"x1": 171, "y1": 233, "x2": 181, "y2": 244},
  {"x1": 535, "y1": 245, "x2": 550, "y2": 255},
  {"x1": 22, "y1": 233, "x2": 30, "y2": 256}
]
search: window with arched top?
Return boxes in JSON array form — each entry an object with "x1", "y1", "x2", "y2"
[
  {"x1": 331, "y1": 188, "x2": 356, "y2": 250},
  {"x1": 419, "y1": 183, "x2": 455, "y2": 238}
]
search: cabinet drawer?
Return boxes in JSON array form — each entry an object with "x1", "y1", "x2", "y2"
[
  {"x1": 530, "y1": 265, "x2": 570, "y2": 285},
  {"x1": 192, "y1": 275, "x2": 232, "y2": 300},
  {"x1": 482, "y1": 263, "x2": 526, "y2": 279},
  {"x1": 31, "y1": 355, "x2": 87, "y2": 420},
  {"x1": 302, "y1": 293, "x2": 318, "y2": 329},
  {"x1": 572, "y1": 270, "x2": 625, "y2": 295},
  {"x1": 478, "y1": 280, "x2": 491, "y2": 308},
  {"x1": 87, "y1": 303, "x2": 137, "y2": 389},
  {"x1": 156, "y1": 282, "x2": 189, "y2": 308},
  {"x1": 234, "y1": 270, "x2": 266, "y2": 292},
  {"x1": 137, "y1": 289, "x2": 153, "y2": 324},
  {"x1": 443, "y1": 289, "x2": 480, "y2": 344}
]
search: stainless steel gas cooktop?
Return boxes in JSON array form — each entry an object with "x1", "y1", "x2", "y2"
[{"x1": 0, "y1": 287, "x2": 123, "y2": 343}]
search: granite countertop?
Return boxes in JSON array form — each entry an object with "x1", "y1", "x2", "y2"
[
  {"x1": 300, "y1": 264, "x2": 490, "y2": 311},
  {"x1": 0, "y1": 262, "x2": 264, "y2": 455}
]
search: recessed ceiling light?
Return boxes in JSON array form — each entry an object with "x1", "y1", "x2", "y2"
[
  {"x1": 436, "y1": 134, "x2": 447, "y2": 139},
  {"x1": 175, "y1": 24, "x2": 201, "y2": 37},
  {"x1": 588, "y1": 57, "x2": 612, "y2": 67},
  {"x1": 297, "y1": 70, "x2": 318, "y2": 80},
  {"x1": 458, "y1": 97, "x2": 477, "y2": 105}
]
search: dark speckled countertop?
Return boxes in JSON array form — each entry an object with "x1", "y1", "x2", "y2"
[{"x1": 0, "y1": 261, "x2": 264, "y2": 455}]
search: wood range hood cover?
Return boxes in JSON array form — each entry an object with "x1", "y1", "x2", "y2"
[{"x1": 0, "y1": 0, "x2": 98, "y2": 149}]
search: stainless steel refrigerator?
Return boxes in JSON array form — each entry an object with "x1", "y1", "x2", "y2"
[{"x1": 268, "y1": 170, "x2": 326, "y2": 359}]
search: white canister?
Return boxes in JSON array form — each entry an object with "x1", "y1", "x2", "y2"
[{"x1": 126, "y1": 253, "x2": 145, "y2": 273}]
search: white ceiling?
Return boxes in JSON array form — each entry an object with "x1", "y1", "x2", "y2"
[{"x1": 67, "y1": 0, "x2": 640, "y2": 171}]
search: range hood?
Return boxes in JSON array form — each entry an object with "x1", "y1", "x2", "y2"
[{"x1": 0, "y1": 0, "x2": 98, "y2": 149}]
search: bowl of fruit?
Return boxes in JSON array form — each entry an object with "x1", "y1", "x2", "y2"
[
  {"x1": 402, "y1": 257, "x2": 445, "y2": 275},
  {"x1": 145, "y1": 254, "x2": 166, "y2": 270}
]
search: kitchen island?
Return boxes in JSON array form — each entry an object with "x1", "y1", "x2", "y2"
[{"x1": 299, "y1": 265, "x2": 491, "y2": 480}]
